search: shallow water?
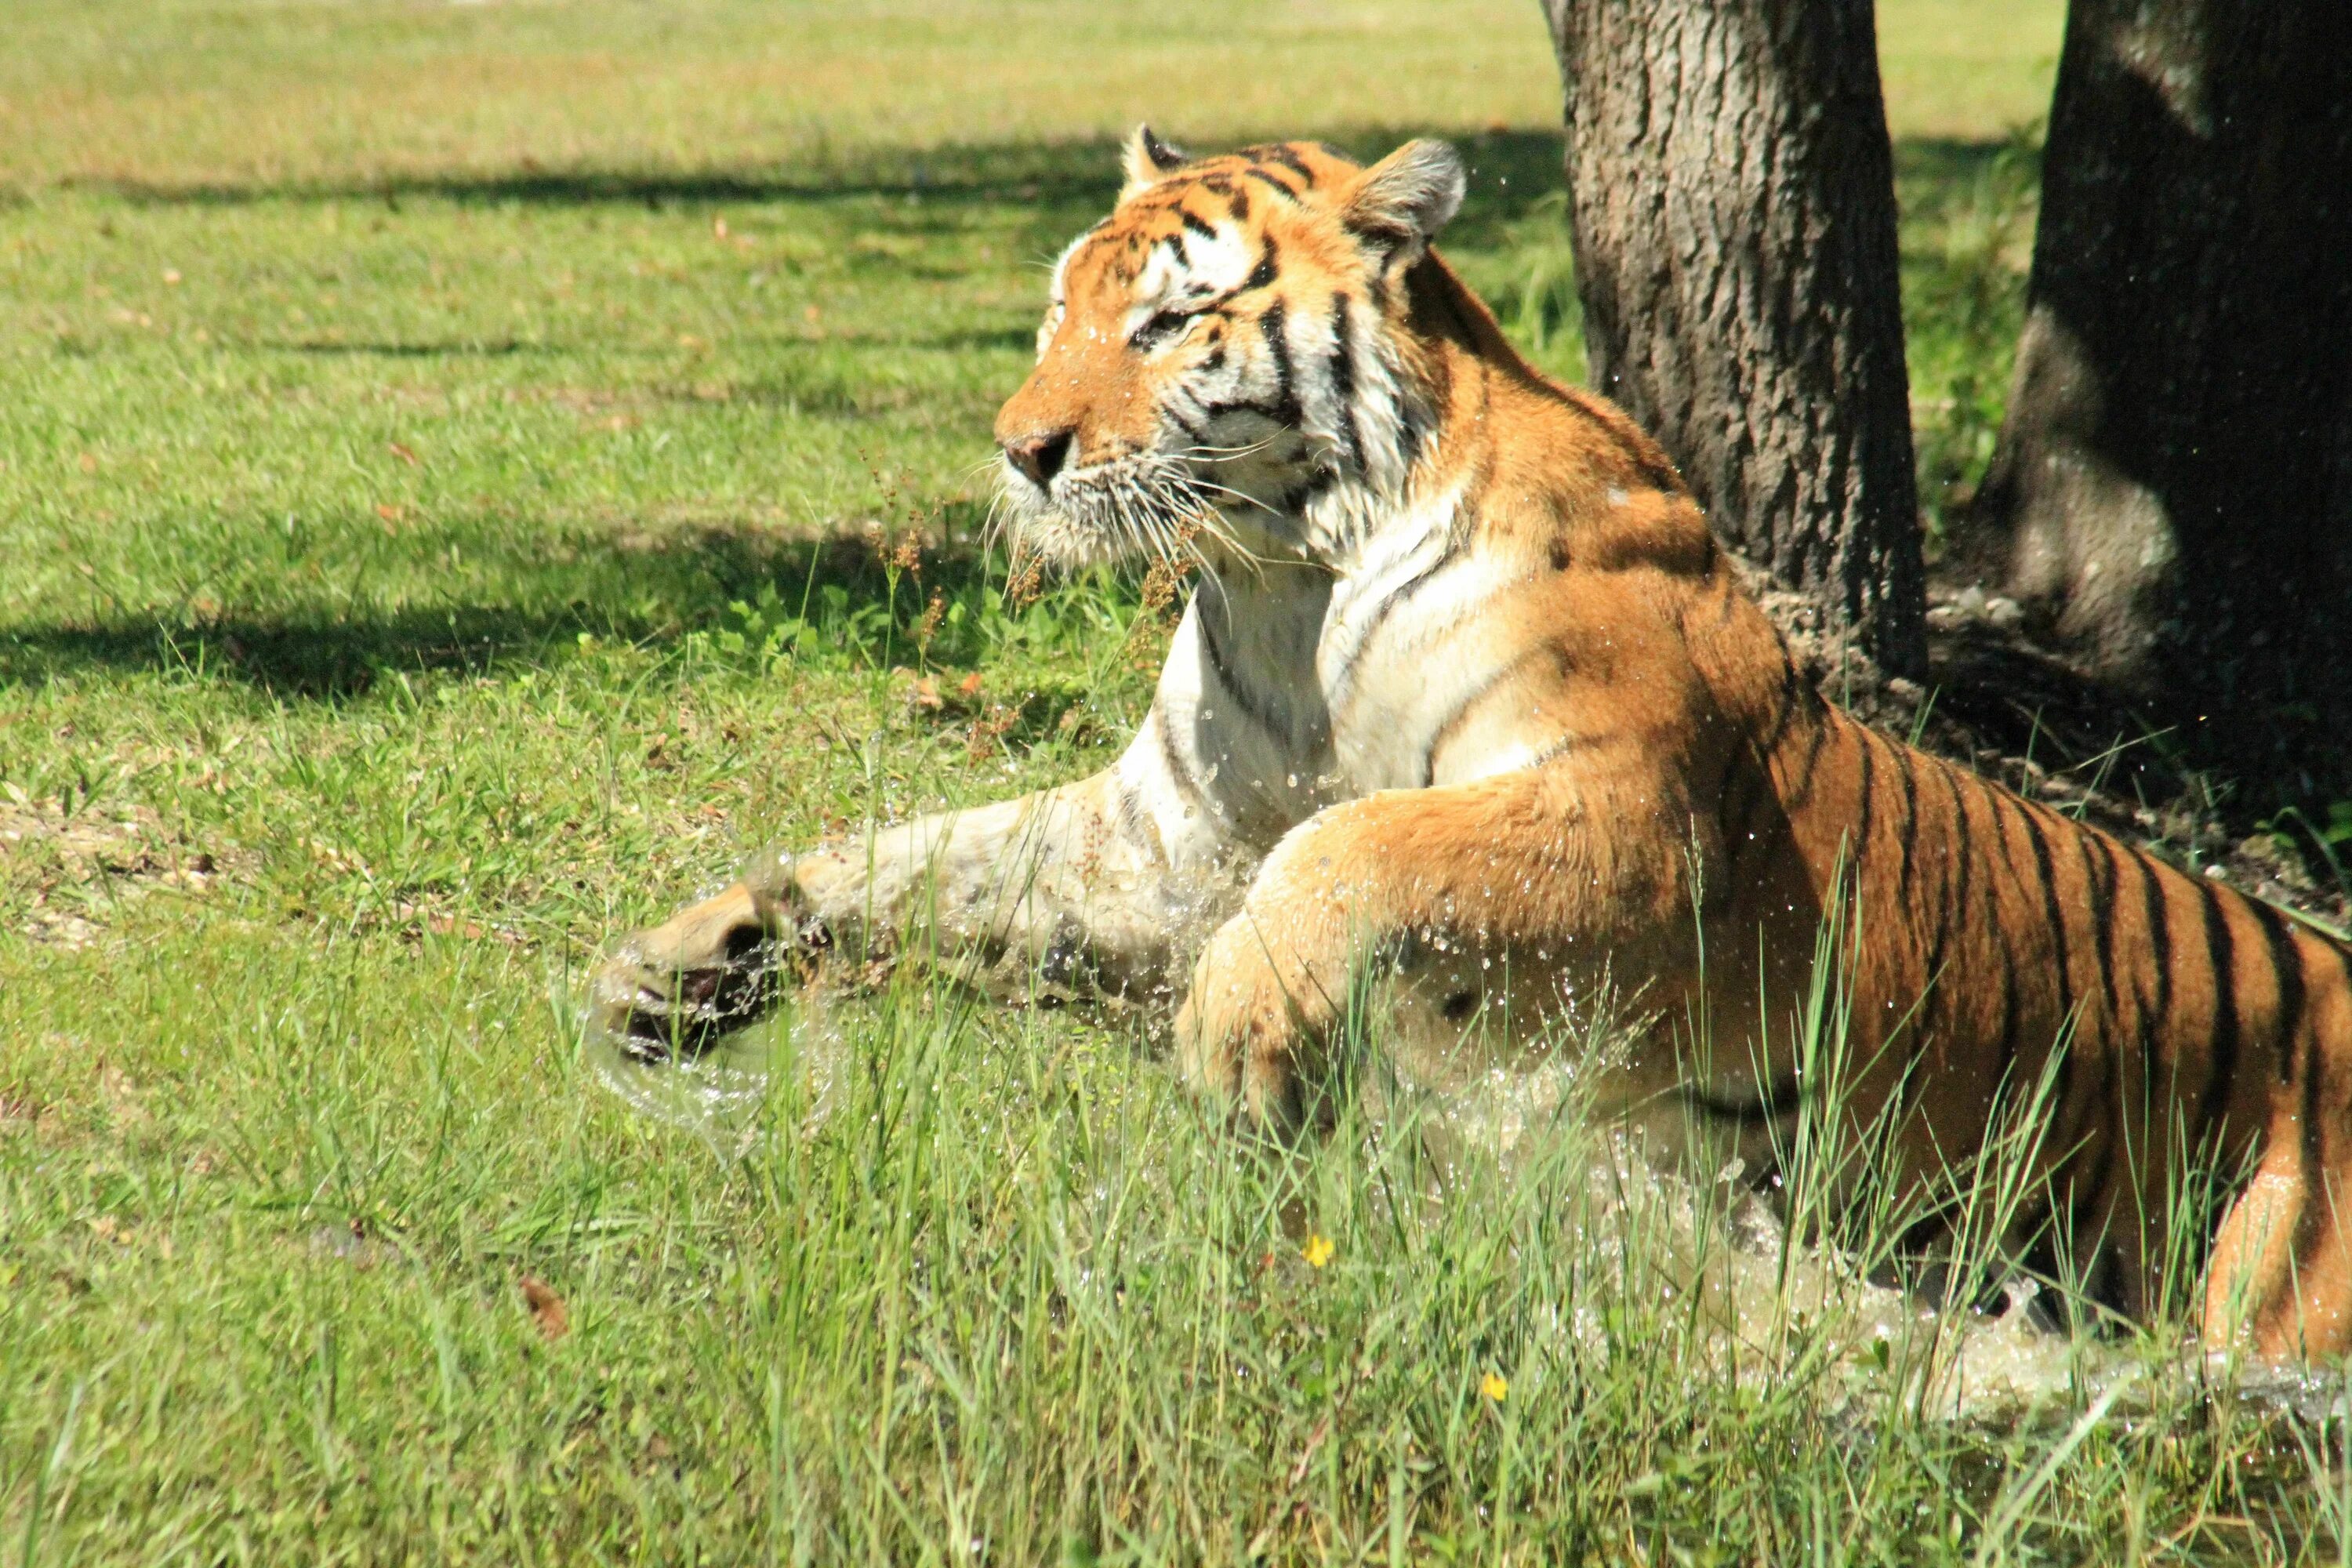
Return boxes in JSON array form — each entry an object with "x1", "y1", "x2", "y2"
[
  {"x1": 580, "y1": 989, "x2": 849, "y2": 1156},
  {"x1": 1361, "y1": 1048, "x2": 2126, "y2": 1421},
  {"x1": 581, "y1": 993, "x2": 2344, "y2": 1427}
]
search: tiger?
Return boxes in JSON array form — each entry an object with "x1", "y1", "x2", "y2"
[{"x1": 593, "y1": 129, "x2": 2352, "y2": 1360}]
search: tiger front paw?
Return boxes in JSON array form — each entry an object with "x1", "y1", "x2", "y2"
[
  {"x1": 1173, "y1": 913, "x2": 1334, "y2": 1130},
  {"x1": 590, "y1": 846, "x2": 850, "y2": 1062}
]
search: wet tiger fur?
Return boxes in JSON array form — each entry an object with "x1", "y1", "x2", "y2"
[{"x1": 594, "y1": 130, "x2": 2352, "y2": 1359}]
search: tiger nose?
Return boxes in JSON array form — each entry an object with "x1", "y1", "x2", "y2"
[{"x1": 1002, "y1": 429, "x2": 1074, "y2": 488}]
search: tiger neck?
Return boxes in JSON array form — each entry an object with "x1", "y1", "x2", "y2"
[
  {"x1": 1273, "y1": 253, "x2": 1532, "y2": 564},
  {"x1": 1172, "y1": 252, "x2": 1686, "y2": 800}
]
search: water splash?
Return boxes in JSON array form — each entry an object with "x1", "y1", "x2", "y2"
[
  {"x1": 579, "y1": 988, "x2": 848, "y2": 1156},
  {"x1": 572, "y1": 977, "x2": 2342, "y2": 1428},
  {"x1": 1366, "y1": 1047, "x2": 2330, "y2": 1425}
]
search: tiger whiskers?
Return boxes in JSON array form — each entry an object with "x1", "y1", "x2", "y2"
[
  {"x1": 993, "y1": 443, "x2": 1272, "y2": 579},
  {"x1": 1134, "y1": 466, "x2": 1269, "y2": 576},
  {"x1": 1172, "y1": 437, "x2": 1279, "y2": 463}
]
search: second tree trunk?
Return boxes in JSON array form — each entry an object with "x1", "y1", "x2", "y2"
[{"x1": 1965, "y1": 0, "x2": 2352, "y2": 802}]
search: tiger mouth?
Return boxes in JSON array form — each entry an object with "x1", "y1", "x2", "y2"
[
  {"x1": 997, "y1": 451, "x2": 1287, "y2": 575},
  {"x1": 997, "y1": 454, "x2": 1225, "y2": 569}
]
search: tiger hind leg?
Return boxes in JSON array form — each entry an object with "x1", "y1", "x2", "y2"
[{"x1": 2203, "y1": 1131, "x2": 2352, "y2": 1359}]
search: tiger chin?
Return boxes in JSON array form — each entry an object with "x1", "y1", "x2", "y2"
[{"x1": 594, "y1": 128, "x2": 2352, "y2": 1361}]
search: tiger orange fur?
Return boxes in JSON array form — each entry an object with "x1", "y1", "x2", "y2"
[{"x1": 594, "y1": 131, "x2": 2352, "y2": 1359}]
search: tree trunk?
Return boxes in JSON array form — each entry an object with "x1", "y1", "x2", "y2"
[
  {"x1": 1542, "y1": 0, "x2": 1927, "y2": 680},
  {"x1": 1967, "y1": 0, "x2": 2352, "y2": 799}
]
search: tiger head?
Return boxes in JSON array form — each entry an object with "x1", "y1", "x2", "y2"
[{"x1": 993, "y1": 129, "x2": 1468, "y2": 570}]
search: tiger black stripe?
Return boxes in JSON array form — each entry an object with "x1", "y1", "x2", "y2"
[
  {"x1": 2020, "y1": 801, "x2": 2078, "y2": 1048},
  {"x1": 2248, "y1": 901, "x2": 2308, "y2": 1086},
  {"x1": 2136, "y1": 850, "x2": 2175, "y2": 1063},
  {"x1": 2107, "y1": 846, "x2": 2168, "y2": 1158},
  {"x1": 1394, "y1": 394, "x2": 1432, "y2": 478},
  {"x1": 1243, "y1": 166, "x2": 1301, "y2": 201},
  {"x1": 1909, "y1": 766, "x2": 1976, "y2": 1107},
  {"x1": 1326, "y1": 547, "x2": 1461, "y2": 709},
  {"x1": 1919, "y1": 760, "x2": 1974, "y2": 1021},
  {"x1": 1327, "y1": 293, "x2": 1363, "y2": 470},
  {"x1": 2056, "y1": 836, "x2": 2131, "y2": 1224},
  {"x1": 1276, "y1": 470, "x2": 1338, "y2": 515},
  {"x1": 2019, "y1": 799, "x2": 2089, "y2": 1137},
  {"x1": 1242, "y1": 241, "x2": 1279, "y2": 293},
  {"x1": 1421, "y1": 643, "x2": 1568, "y2": 784},
  {"x1": 2297, "y1": 937, "x2": 2351, "y2": 1162},
  {"x1": 2310, "y1": 942, "x2": 2352, "y2": 1134},
  {"x1": 1851, "y1": 728, "x2": 1878, "y2": 862},
  {"x1": 2081, "y1": 832, "x2": 2125, "y2": 1036},
  {"x1": 1780, "y1": 702, "x2": 1835, "y2": 812},
  {"x1": 2299, "y1": 1055, "x2": 2330, "y2": 1258},
  {"x1": 1981, "y1": 790, "x2": 2027, "y2": 1087},
  {"x1": 1753, "y1": 654, "x2": 1806, "y2": 761},
  {"x1": 1254, "y1": 300, "x2": 1303, "y2": 430},
  {"x1": 1867, "y1": 746, "x2": 1936, "y2": 1115},
  {"x1": 1889, "y1": 744, "x2": 1922, "y2": 912},
  {"x1": 1251, "y1": 144, "x2": 1318, "y2": 186},
  {"x1": 2194, "y1": 879, "x2": 2241, "y2": 1137},
  {"x1": 1150, "y1": 705, "x2": 1212, "y2": 816},
  {"x1": 2290, "y1": 931, "x2": 2334, "y2": 1257},
  {"x1": 1180, "y1": 209, "x2": 1218, "y2": 241},
  {"x1": 1195, "y1": 596, "x2": 1294, "y2": 745},
  {"x1": 1114, "y1": 776, "x2": 1159, "y2": 862}
]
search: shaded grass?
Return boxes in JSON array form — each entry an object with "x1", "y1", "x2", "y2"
[{"x1": 1898, "y1": 133, "x2": 2045, "y2": 543}]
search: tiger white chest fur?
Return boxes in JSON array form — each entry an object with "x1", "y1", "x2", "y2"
[{"x1": 1134, "y1": 488, "x2": 1559, "y2": 870}]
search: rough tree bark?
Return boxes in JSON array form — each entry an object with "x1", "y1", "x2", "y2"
[
  {"x1": 1541, "y1": 0, "x2": 1926, "y2": 680},
  {"x1": 1965, "y1": 0, "x2": 2352, "y2": 800}
]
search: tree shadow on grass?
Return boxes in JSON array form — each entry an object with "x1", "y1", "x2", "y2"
[
  {"x1": 71, "y1": 129, "x2": 2022, "y2": 247},
  {"x1": 255, "y1": 337, "x2": 557, "y2": 358},
  {"x1": 0, "y1": 522, "x2": 1009, "y2": 700},
  {"x1": 74, "y1": 129, "x2": 1581, "y2": 238}
]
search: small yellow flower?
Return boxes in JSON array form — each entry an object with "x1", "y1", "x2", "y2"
[
  {"x1": 1301, "y1": 1233, "x2": 1335, "y2": 1269},
  {"x1": 1480, "y1": 1370, "x2": 1508, "y2": 1403}
]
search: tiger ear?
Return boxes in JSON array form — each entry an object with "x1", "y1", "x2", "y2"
[
  {"x1": 1341, "y1": 139, "x2": 1466, "y2": 257},
  {"x1": 1120, "y1": 124, "x2": 1189, "y2": 200}
]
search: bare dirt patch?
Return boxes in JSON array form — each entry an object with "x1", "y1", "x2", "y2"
[{"x1": 0, "y1": 791, "x2": 245, "y2": 946}]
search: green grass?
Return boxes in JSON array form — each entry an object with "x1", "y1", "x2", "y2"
[{"x1": 15, "y1": 2, "x2": 2342, "y2": 1563}]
